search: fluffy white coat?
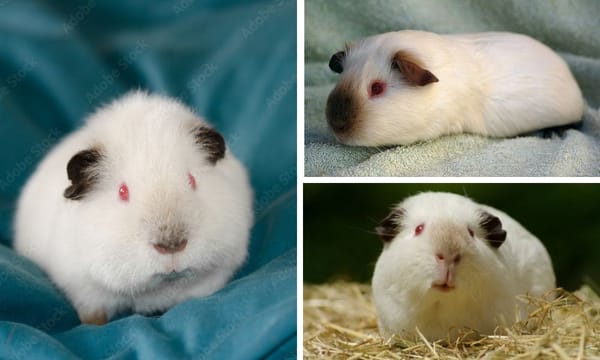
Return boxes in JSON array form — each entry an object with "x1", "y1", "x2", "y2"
[
  {"x1": 14, "y1": 92, "x2": 253, "y2": 323},
  {"x1": 330, "y1": 30, "x2": 584, "y2": 146},
  {"x1": 372, "y1": 192, "x2": 555, "y2": 340}
]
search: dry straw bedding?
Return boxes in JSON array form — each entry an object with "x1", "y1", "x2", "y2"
[{"x1": 304, "y1": 282, "x2": 600, "y2": 359}]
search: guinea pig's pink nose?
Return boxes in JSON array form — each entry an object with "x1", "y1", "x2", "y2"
[
  {"x1": 154, "y1": 239, "x2": 187, "y2": 254},
  {"x1": 435, "y1": 253, "x2": 461, "y2": 264}
]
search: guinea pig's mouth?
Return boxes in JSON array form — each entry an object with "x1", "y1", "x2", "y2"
[
  {"x1": 431, "y1": 284, "x2": 455, "y2": 292},
  {"x1": 153, "y1": 268, "x2": 194, "y2": 282},
  {"x1": 134, "y1": 268, "x2": 197, "y2": 294}
]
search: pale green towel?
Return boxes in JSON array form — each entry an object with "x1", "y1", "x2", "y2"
[{"x1": 305, "y1": 0, "x2": 600, "y2": 176}]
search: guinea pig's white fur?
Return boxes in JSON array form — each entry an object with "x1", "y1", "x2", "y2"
[
  {"x1": 14, "y1": 91, "x2": 253, "y2": 324},
  {"x1": 372, "y1": 192, "x2": 555, "y2": 340},
  {"x1": 326, "y1": 30, "x2": 584, "y2": 146}
]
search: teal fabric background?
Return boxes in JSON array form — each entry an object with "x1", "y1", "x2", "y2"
[{"x1": 0, "y1": 0, "x2": 297, "y2": 358}]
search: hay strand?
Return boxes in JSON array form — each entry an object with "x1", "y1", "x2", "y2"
[{"x1": 304, "y1": 282, "x2": 600, "y2": 359}]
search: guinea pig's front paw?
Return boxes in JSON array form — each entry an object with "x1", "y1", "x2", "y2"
[{"x1": 79, "y1": 310, "x2": 107, "y2": 325}]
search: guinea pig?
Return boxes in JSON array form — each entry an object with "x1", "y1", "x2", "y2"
[
  {"x1": 326, "y1": 30, "x2": 584, "y2": 146},
  {"x1": 371, "y1": 192, "x2": 555, "y2": 340},
  {"x1": 13, "y1": 91, "x2": 253, "y2": 325}
]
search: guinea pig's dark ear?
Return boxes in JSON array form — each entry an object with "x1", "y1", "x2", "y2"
[
  {"x1": 375, "y1": 207, "x2": 405, "y2": 242},
  {"x1": 64, "y1": 149, "x2": 103, "y2": 200},
  {"x1": 392, "y1": 50, "x2": 439, "y2": 86},
  {"x1": 329, "y1": 51, "x2": 346, "y2": 73},
  {"x1": 477, "y1": 210, "x2": 507, "y2": 248},
  {"x1": 193, "y1": 126, "x2": 226, "y2": 164}
]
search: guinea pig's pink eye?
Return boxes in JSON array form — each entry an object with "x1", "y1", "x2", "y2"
[
  {"x1": 188, "y1": 173, "x2": 197, "y2": 191},
  {"x1": 118, "y1": 183, "x2": 129, "y2": 202},
  {"x1": 369, "y1": 80, "x2": 387, "y2": 98},
  {"x1": 414, "y1": 223, "x2": 424, "y2": 236},
  {"x1": 468, "y1": 228, "x2": 474, "y2": 237}
]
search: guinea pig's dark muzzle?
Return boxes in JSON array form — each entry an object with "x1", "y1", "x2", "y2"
[{"x1": 326, "y1": 87, "x2": 358, "y2": 134}]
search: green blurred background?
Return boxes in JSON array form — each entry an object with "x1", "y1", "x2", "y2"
[{"x1": 304, "y1": 184, "x2": 599, "y2": 291}]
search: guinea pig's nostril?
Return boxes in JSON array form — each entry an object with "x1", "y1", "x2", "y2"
[
  {"x1": 154, "y1": 239, "x2": 188, "y2": 254},
  {"x1": 330, "y1": 119, "x2": 349, "y2": 132},
  {"x1": 454, "y1": 254, "x2": 461, "y2": 264},
  {"x1": 435, "y1": 253, "x2": 444, "y2": 262},
  {"x1": 369, "y1": 80, "x2": 387, "y2": 98}
]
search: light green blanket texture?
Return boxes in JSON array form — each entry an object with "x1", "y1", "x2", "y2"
[{"x1": 305, "y1": 0, "x2": 600, "y2": 177}]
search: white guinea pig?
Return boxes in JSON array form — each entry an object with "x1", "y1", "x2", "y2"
[
  {"x1": 371, "y1": 192, "x2": 555, "y2": 340},
  {"x1": 14, "y1": 91, "x2": 253, "y2": 325},
  {"x1": 326, "y1": 30, "x2": 584, "y2": 146}
]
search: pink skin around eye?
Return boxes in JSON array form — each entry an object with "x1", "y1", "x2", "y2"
[
  {"x1": 188, "y1": 173, "x2": 197, "y2": 190},
  {"x1": 415, "y1": 223, "x2": 424, "y2": 236},
  {"x1": 119, "y1": 183, "x2": 129, "y2": 202},
  {"x1": 369, "y1": 80, "x2": 387, "y2": 98}
]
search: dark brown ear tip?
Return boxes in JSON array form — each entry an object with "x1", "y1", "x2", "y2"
[
  {"x1": 426, "y1": 71, "x2": 439, "y2": 83},
  {"x1": 411, "y1": 67, "x2": 439, "y2": 86},
  {"x1": 392, "y1": 51, "x2": 439, "y2": 87},
  {"x1": 194, "y1": 126, "x2": 226, "y2": 164},
  {"x1": 329, "y1": 51, "x2": 345, "y2": 73},
  {"x1": 478, "y1": 210, "x2": 507, "y2": 248},
  {"x1": 375, "y1": 227, "x2": 397, "y2": 243},
  {"x1": 487, "y1": 230, "x2": 507, "y2": 247},
  {"x1": 66, "y1": 150, "x2": 102, "y2": 183},
  {"x1": 376, "y1": 207, "x2": 405, "y2": 243},
  {"x1": 64, "y1": 149, "x2": 103, "y2": 200},
  {"x1": 64, "y1": 185, "x2": 84, "y2": 200}
]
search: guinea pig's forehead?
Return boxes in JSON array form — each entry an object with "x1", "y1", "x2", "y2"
[
  {"x1": 407, "y1": 203, "x2": 471, "y2": 222},
  {"x1": 349, "y1": 40, "x2": 388, "y2": 63},
  {"x1": 346, "y1": 54, "x2": 395, "y2": 84},
  {"x1": 106, "y1": 130, "x2": 196, "y2": 168},
  {"x1": 119, "y1": 117, "x2": 194, "y2": 146}
]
